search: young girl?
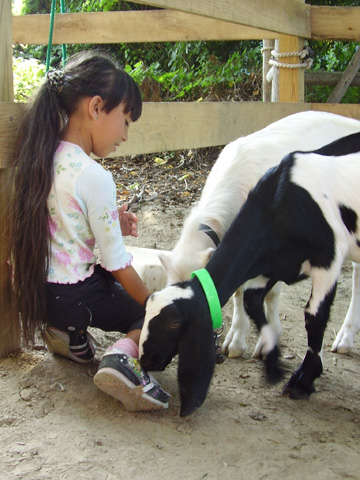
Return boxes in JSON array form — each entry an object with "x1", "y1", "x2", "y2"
[{"x1": 11, "y1": 50, "x2": 169, "y2": 412}]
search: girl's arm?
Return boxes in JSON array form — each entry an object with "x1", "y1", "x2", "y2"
[{"x1": 111, "y1": 265, "x2": 151, "y2": 307}]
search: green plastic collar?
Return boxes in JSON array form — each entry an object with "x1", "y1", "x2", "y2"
[{"x1": 191, "y1": 268, "x2": 222, "y2": 329}]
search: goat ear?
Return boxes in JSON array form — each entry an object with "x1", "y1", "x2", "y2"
[
  {"x1": 201, "y1": 247, "x2": 216, "y2": 265},
  {"x1": 158, "y1": 251, "x2": 173, "y2": 273},
  {"x1": 177, "y1": 309, "x2": 216, "y2": 417}
]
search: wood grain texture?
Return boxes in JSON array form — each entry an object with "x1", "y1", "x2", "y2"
[
  {"x1": 0, "y1": 0, "x2": 13, "y2": 101},
  {"x1": 2, "y1": 102, "x2": 360, "y2": 165},
  {"x1": 12, "y1": 10, "x2": 277, "y2": 44},
  {"x1": 327, "y1": 48, "x2": 360, "y2": 103},
  {"x1": 0, "y1": 0, "x2": 19, "y2": 355},
  {"x1": 11, "y1": 6, "x2": 360, "y2": 45},
  {"x1": 277, "y1": 35, "x2": 305, "y2": 103},
  {"x1": 311, "y1": 6, "x2": 360, "y2": 41},
  {"x1": 132, "y1": 0, "x2": 311, "y2": 38}
]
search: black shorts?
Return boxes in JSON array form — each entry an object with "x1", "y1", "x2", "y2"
[{"x1": 46, "y1": 265, "x2": 144, "y2": 334}]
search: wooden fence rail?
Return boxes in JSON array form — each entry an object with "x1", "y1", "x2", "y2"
[
  {"x1": 11, "y1": 7, "x2": 360, "y2": 45},
  {"x1": 305, "y1": 72, "x2": 360, "y2": 88}
]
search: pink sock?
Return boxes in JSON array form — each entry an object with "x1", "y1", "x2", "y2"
[{"x1": 105, "y1": 338, "x2": 139, "y2": 359}]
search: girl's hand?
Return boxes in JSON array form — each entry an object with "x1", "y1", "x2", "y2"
[{"x1": 118, "y1": 203, "x2": 138, "y2": 237}]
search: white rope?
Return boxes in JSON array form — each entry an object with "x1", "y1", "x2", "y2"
[
  {"x1": 269, "y1": 48, "x2": 313, "y2": 70},
  {"x1": 261, "y1": 45, "x2": 273, "y2": 54},
  {"x1": 272, "y1": 49, "x2": 310, "y2": 59}
]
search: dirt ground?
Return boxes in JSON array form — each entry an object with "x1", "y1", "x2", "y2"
[{"x1": 1, "y1": 156, "x2": 360, "y2": 480}]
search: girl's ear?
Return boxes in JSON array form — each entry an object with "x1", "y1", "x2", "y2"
[{"x1": 88, "y1": 95, "x2": 103, "y2": 120}]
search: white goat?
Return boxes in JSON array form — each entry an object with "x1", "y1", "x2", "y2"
[{"x1": 159, "y1": 111, "x2": 360, "y2": 357}]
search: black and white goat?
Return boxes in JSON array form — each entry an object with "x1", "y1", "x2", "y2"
[
  {"x1": 158, "y1": 111, "x2": 360, "y2": 358},
  {"x1": 140, "y1": 131, "x2": 360, "y2": 417}
]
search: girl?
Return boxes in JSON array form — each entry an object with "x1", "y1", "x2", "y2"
[{"x1": 11, "y1": 51, "x2": 169, "y2": 412}]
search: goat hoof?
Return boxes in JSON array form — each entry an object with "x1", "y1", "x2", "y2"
[
  {"x1": 282, "y1": 382, "x2": 315, "y2": 399},
  {"x1": 216, "y1": 353, "x2": 226, "y2": 364},
  {"x1": 282, "y1": 373, "x2": 316, "y2": 399},
  {"x1": 215, "y1": 346, "x2": 225, "y2": 364}
]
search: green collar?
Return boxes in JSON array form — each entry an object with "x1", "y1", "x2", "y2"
[{"x1": 191, "y1": 268, "x2": 222, "y2": 329}]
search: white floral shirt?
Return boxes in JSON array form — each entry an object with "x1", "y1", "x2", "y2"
[{"x1": 47, "y1": 141, "x2": 132, "y2": 284}]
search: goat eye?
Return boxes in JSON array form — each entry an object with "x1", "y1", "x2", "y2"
[{"x1": 167, "y1": 321, "x2": 181, "y2": 331}]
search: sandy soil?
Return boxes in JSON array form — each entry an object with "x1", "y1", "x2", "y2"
[{"x1": 1, "y1": 202, "x2": 360, "y2": 480}]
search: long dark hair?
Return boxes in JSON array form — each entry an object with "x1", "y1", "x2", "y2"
[{"x1": 11, "y1": 51, "x2": 142, "y2": 346}]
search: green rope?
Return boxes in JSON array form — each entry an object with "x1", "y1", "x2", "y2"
[
  {"x1": 60, "y1": 0, "x2": 67, "y2": 65},
  {"x1": 45, "y1": 0, "x2": 56, "y2": 72},
  {"x1": 46, "y1": 0, "x2": 67, "y2": 73}
]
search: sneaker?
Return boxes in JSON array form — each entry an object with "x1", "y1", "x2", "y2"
[
  {"x1": 93, "y1": 353, "x2": 169, "y2": 411},
  {"x1": 42, "y1": 326, "x2": 96, "y2": 364}
]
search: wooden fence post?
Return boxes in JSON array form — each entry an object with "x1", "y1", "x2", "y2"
[
  {"x1": 0, "y1": 0, "x2": 13, "y2": 102},
  {"x1": 0, "y1": 0, "x2": 21, "y2": 356},
  {"x1": 262, "y1": 39, "x2": 275, "y2": 102},
  {"x1": 277, "y1": 0, "x2": 305, "y2": 103},
  {"x1": 277, "y1": 34, "x2": 305, "y2": 103}
]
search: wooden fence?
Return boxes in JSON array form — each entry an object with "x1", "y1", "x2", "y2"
[{"x1": 0, "y1": 0, "x2": 360, "y2": 355}]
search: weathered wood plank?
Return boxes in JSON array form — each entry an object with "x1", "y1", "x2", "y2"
[
  {"x1": 1, "y1": 102, "x2": 311, "y2": 165},
  {"x1": 11, "y1": 6, "x2": 360, "y2": 46},
  {"x1": 132, "y1": 0, "x2": 311, "y2": 38},
  {"x1": 327, "y1": 48, "x2": 360, "y2": 104},
  {"x1": 12, "y1": 10, "x2": 277, "y2": 45},
  {"x1": 118, "y1": 101, "x2": 311, "y2": 155},
  {"x1": 0, "y1": 0, "x2": 20, "y2": 356},
  {"x1": 0, "y1": 167, "x2": 20, "y2": 357},
  {"x1": 311, "y1": 103, "x2": 360, "y2": 120},
  {"x1": 2, "y1": 102, "x2": 360, "y2": 164},
  {"x1": 311, "y1": 6, "x2": 360, "y2": 41},
  {"x1": 0, "y1": 102, "x2": 24, "y2": 166},
  {"x1": 0, "y1": 0, "x2": 13, "y2": 101},
  {"x1": 305, "y1": 71, "x2": 360, "y2": 87}
]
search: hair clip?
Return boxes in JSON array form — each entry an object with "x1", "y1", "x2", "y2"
[{"x1": 46, "y1": 69, "x2": 66, "y2": 93}]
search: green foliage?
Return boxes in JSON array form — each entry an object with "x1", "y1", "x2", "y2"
[
  {"x1": 306, "y1": 40, "x2": 360, "y2": 103},
  {"x1": 13, "y1": 57, "x2": 46, "y2": 102},
  {"x1": 78, "y1": 0, "x2": 119, "y2": 12},
  {"x1": 124, "y1": 41, "x2": 262, "y2": 101},
  {"x1": 306, "y1": 84, "x2": 360, "y2": 104},
  {"x1": 309, "y1": 40, "x2": 358, "y2": 71}
]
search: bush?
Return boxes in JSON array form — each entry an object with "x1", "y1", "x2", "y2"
[
  {"x1": 13, "y1": 57, "x2": 46, "y2": 102},
  {"x1": 124, "y1": 42, "x2": 262, "y2": 102}
]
